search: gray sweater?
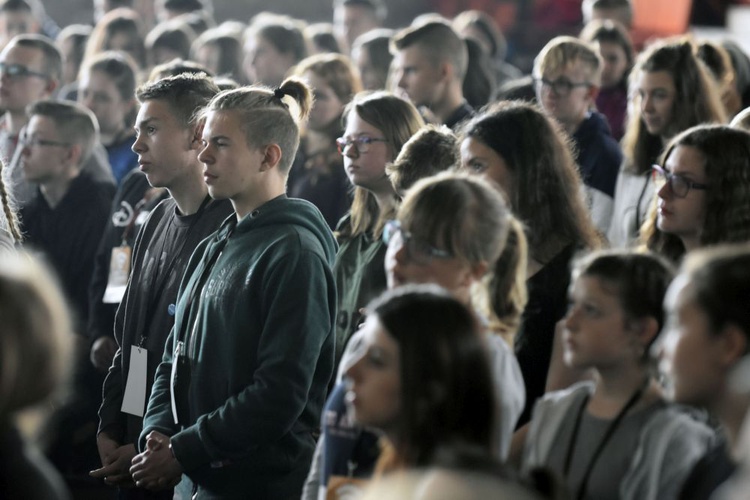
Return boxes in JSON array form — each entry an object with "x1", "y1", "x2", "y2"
[{"x1": 522, "y1": 382, "x2": 715, "y2": 500}]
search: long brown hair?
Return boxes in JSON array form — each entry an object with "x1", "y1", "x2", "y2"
[
  {"x1": 460, "y1": 100, "x2": 600, "y2": 263},
  {"x1": 622, "y1": 38, "x2": 726, "y2": 175},
  {"x1": 642, "y1": 125, "x2": 750, "y2": 262},
  {"x1": 369, "y1": 285, "x2": 496, "y2": 466}
]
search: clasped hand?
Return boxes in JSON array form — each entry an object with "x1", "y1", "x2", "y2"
[{"x1": 129, "y1": 431, "x2": 183, "y2": 490}]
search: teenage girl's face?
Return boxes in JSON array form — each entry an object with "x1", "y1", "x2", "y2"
[
  {"x1": 594, "y1": 40, "x2": 629, "y2": 89},
  {"x1": 460, "y1": 137, "x2": 513, "y2": 196},
  {"x1": 194, "y1": 44, "x2": 221, "y2": 76},
  {"x1": 385, "y1": 221, "x2": 475, "y2": 299},
  {"x1": 634, "y1": 70, "x2": 676, "y2": 137},
  {"x1": 107, "y1": 30, "x2": 142, "y2": 66},
  {"x1": 341, "y1": 110, "x2": 392, "y2": 194},
  {"x1": 660, "y1": 277, "x2": 726, "y2": 409},
  {"x1": 345, "y1": 315, "x2": 401, "y2": 433},
  {"x1": 78, "y1": 69, "x2": 133, "y2": 137},
  {"x1": 303, "y1": 70, "x2": 344, "y2": 131},
  {"x1": 353, "y1": 46, "x2": 383, "y2": 92},
  {"x1": 244, "y1": 35, "x2": 294, "y2": 87},
  {"x1": 656, "y1": 145, "x2": 707, "y2": 249},
  {"x1": 198, "y1": 109, "x2": 267, "y2": 217},
  {"x1": 563, "y1": 275, "x2": 641, "y2": 371}
]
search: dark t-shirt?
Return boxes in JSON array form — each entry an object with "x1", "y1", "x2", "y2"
[{"x1": 98, "y1": 195, "x2": 233, "y2": 445}]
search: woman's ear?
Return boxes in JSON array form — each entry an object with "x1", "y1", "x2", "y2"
[{"x1": 470, "y1": 260, "x2": 489, "y2": 282}]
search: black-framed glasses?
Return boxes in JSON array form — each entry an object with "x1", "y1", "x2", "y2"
[
  {"x1": 533, "y1": 76, "x2": 592, "y2": 96},
  {"x1": 19, "y1": 135, "x2": 71, "y2": 149},
  {"x1": 335, "y1": 135, "x2": 388, "y2": 155},
  {"x1": 652, "y1": 164, "x2": 709, "y2": 198},
  {"x1": 382, "y1": 219, "x2": 452, "y2": 265},
  {"x1": 0, "y1": 62, "x2": 48, "y2": 80}
]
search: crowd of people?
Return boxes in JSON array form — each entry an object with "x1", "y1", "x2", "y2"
[{"x1": 2, "y1": 0, "x2": 750, "y2": 499}]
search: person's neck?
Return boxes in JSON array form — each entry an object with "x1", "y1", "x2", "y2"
[
  {"x1": 372, "y1": 186, "x2": 396, "y2": 213},
  {"x1": 430, "y1": 88, "x2": 464, "y2": 125},
  {"x1": 168, "y1": 165, "x2": 209, "y2": 216},
  {"x1": 233, "y1": 176, "x2": 286, "y2": 221},
  {"x1": 680, "y1": 234, "x2": 701, "y2": 253},
  {"x1": 5, "y1": 111, "x2": 28, "y2": 136},
  {"x1": 717, "y1": 391, "x2": 750, "y2": 458},
  {"x1": 589, "y1": 364, "x2": 653, "y2": 418},
  {"x1": 562, "y1": 114, "x2": 587, "y2": 135},
  {"x1": 40, "y1": 169, "x2": 80, "y2": 208}
]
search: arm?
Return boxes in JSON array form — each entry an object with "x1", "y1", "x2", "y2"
[
  {"x1": 169, "y1": 250, "x2": 335, "y2": 472},
  {"x1": 301, "y1": 435, "x2": 325, "y2": 500}
]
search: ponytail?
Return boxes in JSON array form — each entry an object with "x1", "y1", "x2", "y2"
[
  {"x1": 0, "y1": 161, "x2": 21, "y2": 242},
  {"x1": 474, "y1": 216, "x2": 528, "y2": 345},
  {"x1": 276, "y1": 77, "x2": 313, "y2": 122}
]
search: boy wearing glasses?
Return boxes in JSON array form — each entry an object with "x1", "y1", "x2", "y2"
[
  {"x1": 18, "y1": 99, "x2": 116, "y2": 481},
  {"x1": 534, "y1": 36, "x2": 622, "y2": 234},
  {"x1": 0, "y1": 34, "x2": 113, "y2": 204}
]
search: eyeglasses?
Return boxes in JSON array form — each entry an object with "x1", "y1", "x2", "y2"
[
  {"x1": 382, "y1": 219, "x2": 452, "y2": 265},
  {"x1": 336, "y1": 135, "x2": 388, "y2": 155},
  {"x1": 19, "y1": 135, "x2": 71, "y2": 149},
  {"x1": 652, "y1": 164, "x2": 709, "y2": 198},
  {"x1": 533, "y1": 76, "x2": 592, "y2": 97},
  {"x1": 0, "y1": 62, "x2": 48, "y2": 81}
]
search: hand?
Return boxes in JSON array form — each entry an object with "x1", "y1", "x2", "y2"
[
  {"x1": 91, "y1": 336, "x2": 118, "y2": 372},
  {"x1": 90, "y1": 432, "x2": 136, "y2": 486},
  {"x1": 130, "y1": 431, "x2": 182, "y2": 490}
]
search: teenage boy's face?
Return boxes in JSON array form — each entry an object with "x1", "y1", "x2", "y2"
[
  {"x1": 393, "y1": 45, "x2": 443, "y2": 109},
  {"x1": 536, "y1": 59, "x2": 595, "y2": 132},
  {"x1": 198, "y1": 109, "x2": 266, "y2": 208},
  {"x1": 20, "y1": 115, "x2": 70, "y2": 184},
  {"x1": 0, "y1": 44, "x2": 51, "y2": 113},
  {"x1": 131, "y1": 99, "x2": 196, "y2": 189}
]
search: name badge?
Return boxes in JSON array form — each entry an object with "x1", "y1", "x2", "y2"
[
  {"x1": 103, "y1": 246, "x2": 131, "y2": 304},
  {"x1": 121, "y1": 345, "x2": 148, "y2": 417}
]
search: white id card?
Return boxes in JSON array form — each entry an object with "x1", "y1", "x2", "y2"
[
  {"x1": 121, "y1": 345, "x2": 148, "y2": 417},
  {"x1": 103, "y1": 246, "x2": 131, "y2": 304}
]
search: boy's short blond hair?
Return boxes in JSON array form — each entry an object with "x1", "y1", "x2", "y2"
[{"x1": 533, "y1": 36, "x2": 602, "y2": 86}]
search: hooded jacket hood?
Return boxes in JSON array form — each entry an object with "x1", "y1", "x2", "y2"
[{"x1": 215, "y1": 194, "x2": 338, "y2": 266}]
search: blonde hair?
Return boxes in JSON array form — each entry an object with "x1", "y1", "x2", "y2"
[
  {"x1": 202, "y1": 77, "x2": 313, "y2": 173},
  {"x1": 0, "y1": 160, "x2": 21, "y2": 242},
  {"x1": 0, "y1": 255, "x2": 72, "y2": 417},
  {"x1": 533, "y1": 36, "x2": 602, "y2": 86}
]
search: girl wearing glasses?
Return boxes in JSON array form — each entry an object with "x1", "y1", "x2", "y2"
[
  {"x1": 608, "y1": 38, "x2": 726, "y2": 248},
  {"x1": 332, "y1": 91, "x2": 423, "y2": 368},
  {"x1": 303, "y1": 172, "x2": 527, "y2": 500},
  {"x1": 460, "y1": 100, "x2": 600, "y2": 425},
  {"x1": 642, "y1": 125, "x2": 750, "y2": 262}
]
